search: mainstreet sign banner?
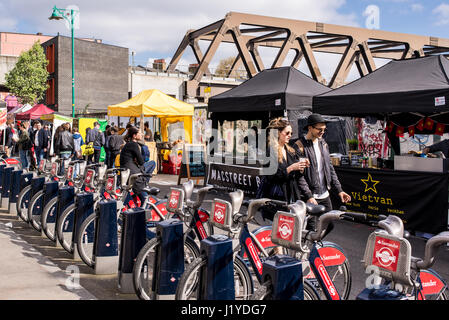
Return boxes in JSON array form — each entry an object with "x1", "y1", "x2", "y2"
[
  {"x1": 333, "y1": 167, "x2": 449, "y2": 235},
  {"x1": 206, "y1": 162, "x2": 262, "y2": 196}
]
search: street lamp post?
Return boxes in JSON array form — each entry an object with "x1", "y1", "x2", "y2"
[{"x1": 49, "y1": 5, "x2": 79, "y2": 118}]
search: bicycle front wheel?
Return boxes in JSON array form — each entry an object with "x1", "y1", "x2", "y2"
[
  {"x1": 175, "y1": 255, "x2": 253, "y2": 300},
  {"x1": 76, "y1": 213, "x2": 96, "y2": 267},
  {"x1": 27, "y1": 190, "x2": 44, "y2": 232},
  {"x1": 251, "y1": 279, "x2": 320, "y2": 300},
  {"x1": 56, "y1": 203, "x2": 76, "y2": 253},
  {"x1": 305, "y1": 242, "x2": 352, "y2": 300},
  {"x1": 133, "y1": 236, "x2": 200, "y2": 300},
  {"x1": 17, "y1": 185, "x2": 32, "y2": 222},
  {"x1": 41, "y1": 197, "x2": 59, "y2": 242}
]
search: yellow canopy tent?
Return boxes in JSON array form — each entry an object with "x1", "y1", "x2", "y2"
[{"x1": 107, "y1": 89, "x2": 194, "y2": 143}]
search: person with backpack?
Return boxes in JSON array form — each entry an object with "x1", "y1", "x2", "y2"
[
  {"x1": 18, "y1": 122, "x2": 32, "y2": 170},
  {"x1": 86, "y1": 122, "x2": 105, "y2": 163},
  {"x1": 57, "y1": 122, "x2": 74, "y2": 174},
  {"x1": 106, "y1": 126, "x2": 124, "y2": 168}
]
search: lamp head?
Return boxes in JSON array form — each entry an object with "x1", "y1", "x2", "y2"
[{"x1": 48, "y1": 6, "x2": 63, "y2": 20}]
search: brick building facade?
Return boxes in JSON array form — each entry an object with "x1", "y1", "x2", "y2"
[{"x1": 42, "y1": 36, "x2": 128, "y2": 116}]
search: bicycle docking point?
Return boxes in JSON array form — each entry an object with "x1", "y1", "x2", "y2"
[
  {"x1": 72, "y1": 192, "x2": 94, "y2": 261},
  {"x1": 199, "y1": 234, "x2": 235, "y2": 300},
  {"x1": 94, "y1": 199, "x2": 120, "y2": 275},
  {"x1": 8, "y1": 168, "x2": 23, "y2": 216},
  {"x1": 154, "y1": 218, "x2": 184, "y2": 300},
  {"x1": 118, "y1": 207, "x2": 147, "y2": 294}
]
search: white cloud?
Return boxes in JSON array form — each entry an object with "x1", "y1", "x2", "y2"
[
  {"x1": 2, "y1": 0, "x2": 359, "y2": 56},
  {"x1": 433, "y1": 3, "x2": 449, "y2": 25},
  {"x1": 410, "y1": 3, "x2": 424, "y2": 12}
]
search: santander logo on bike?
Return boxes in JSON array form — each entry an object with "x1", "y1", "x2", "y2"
[
  {"x1": 372, "y1": 236, "x2": 400, "y2": 272},
  {"x1": 213, "y1": 202, "x2": 227, "y2": 225},
  {"x1": 168, "y1": 190, "x2": 180, "y2": 209},
  {"x1": 276, "y1": 215, "x2": 294, "y2": 241}
]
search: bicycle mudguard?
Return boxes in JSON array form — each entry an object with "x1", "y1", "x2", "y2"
[
  {"x1": 316, "y1": 241, "x2": 348, "y2": 267},
  {"x1": 147, "y1": 199, "x2": 168, "y2": 221},
  {"x1": 240, "y1": 225, "x2": 275, "y2": 259},
  {"x1": 418, "y1": 268, "x2": 448, "y2": 300}
]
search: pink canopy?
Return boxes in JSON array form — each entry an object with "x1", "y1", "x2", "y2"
[{"x1": 15, "y1": 103, "x2": 54, "y2": 120}]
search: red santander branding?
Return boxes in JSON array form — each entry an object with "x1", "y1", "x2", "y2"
[
  {"x1": 213, "y1": 202, "x2": 227, "y2": 225},
  {"x1": 5, "y1": 158, "x2": 20, "y2": 165},
  {"x1": 372, "y1": 236, "x2": 400, "y2": 272},
  {"x1": 318, "y1": 246, "x2": 346, "y2": 267},
  {"x1": 51, "y1": 163, "x2": 58, "y2": 176},
  {"x1": 195, "y1": 221, "x2": 208, "y2": 240},
  {"x1": 168, "y1": 190, "x2": 180, "y2": 210},
  {"x1": 246, "y1": 238, "x2": 263, "y2": 275},
  {"x1": 85, "y1": 170, "x2": 93, "y2": 184},
  {"x1": 419, "y1": 271, "x2": 445, "y2": 298},
  {"x1": 276, "y1": 214, "x2": 294, "y2": 241},
  {"x1": 314, "y1": 257, "x2": 340, "y2": 300},
  {"x1": 106, "y1": 177, "x2": 114, "y2": 192}
]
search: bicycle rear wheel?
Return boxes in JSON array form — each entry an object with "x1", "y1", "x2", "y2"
[
  {"x1": 17, "y1": 185, "x2": 32, "y2": 222},
  {"x1": 27, "y1": 190, "x2": 44, "y2": 232},
  {"x1": 41, "y1": 197, "x2": 59, "y2": 242},
  {"x1": 56, "y1": 203, "x2": 76, "y2": 253},
  {"x1": 175, "y1": 254, "x2": 254, "y2": 300},
  {"x1": 251, "y1": 279, "x2": 320, "y2": 300},
  {"x1": 133, "y1": 236, "x2": 200, "y2": 300}
]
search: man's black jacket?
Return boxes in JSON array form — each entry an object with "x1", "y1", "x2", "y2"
[{"x1": 293, "y1": 136, "x2": 343, "y2": 200}]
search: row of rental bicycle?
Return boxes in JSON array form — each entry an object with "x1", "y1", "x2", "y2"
[{"x1": 1, "y1": 154, "x2": 449, "y2": 300}]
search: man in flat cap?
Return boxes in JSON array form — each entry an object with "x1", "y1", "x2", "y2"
[{"x1": 295, "y1": 114, "x2": 351, "y2": 212}]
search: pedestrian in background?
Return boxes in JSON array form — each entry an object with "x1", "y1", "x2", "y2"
[
  {"x1": 32, "y1": 122, "x2": 49, "y2": 163},
  {"x1": 18, "y1": 122, "x2": 31, "y2": 170},
  {"x1": 295, "y1": 114, "x2": 351, "y2": 212},
  {"x1": 57, "y1": 122, "x2": 74, "y2": 174},
  {"x1": 72, "y1": 126, "x2": 84, "y2": 177},
  {"x1": 107, "y1": 126, "x2": 124, "y2": 168},
  {"x1": 86, "y1": 122, "x2": 104, "y2": 163},
  {"x1": 255, "y1": 117, "x2": 309, "y2": 224},
  {"x1": 4, "y1": 120, "x2": 15, "y2": 157}
]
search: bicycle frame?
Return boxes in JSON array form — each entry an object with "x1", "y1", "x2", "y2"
[
  {"x1": 238, "y1": 223, "x2": 270, "y2": 284},
  {"x1": 307, "y1": 244, "x2": 341, "y2": 300}
]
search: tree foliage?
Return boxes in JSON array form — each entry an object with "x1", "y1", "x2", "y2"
[
  {"x1": 5, "y1": 41, "x2": 49, "y2": 105},
  {"x1": 215, "y1": 56, "x2": 246, "y2": 79}
]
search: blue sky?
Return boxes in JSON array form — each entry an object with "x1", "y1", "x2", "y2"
[{"x1": 1, "y1": 0, "x2": 448, "y2": 74}]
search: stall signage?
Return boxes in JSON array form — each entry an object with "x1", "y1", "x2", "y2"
[
  {"x1": 207, "y1": 162, "x2": 262, "y2": 196},
  {"x1": 333, "y1": 167, "x2": 448, "y2": 235}
]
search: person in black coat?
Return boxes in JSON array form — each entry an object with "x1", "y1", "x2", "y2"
[
  {"x1": 32, "y1": 122, "x2": 49, "y2": 163},
  {"x1": 256, "y1": 117, "x2": 309, "y2": 224},
  {"x1": 295, "y1": 114, "x2": 351, "y2": 212},
  {"x1": 120, "y1": 126, "x2": 147, "y2": 199}
]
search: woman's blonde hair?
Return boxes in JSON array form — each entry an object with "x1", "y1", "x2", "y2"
[{"x1": 268, "y1": 117, "x2": 295, "y2": 163}]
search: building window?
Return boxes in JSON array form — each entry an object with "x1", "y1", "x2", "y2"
[
  {"x1": 46, "y1": 78, "x2": 55, "y2": 105},
  {"x1": 46, "y1": 44, "x2": 55, "y2": 74}
]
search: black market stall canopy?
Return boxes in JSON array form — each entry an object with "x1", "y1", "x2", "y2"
[
  {"x1": 313, "y1": 55, "x2": 449, "y2": 133},
  {"x1": 208, "y1": 66, "x2": 331, "y2": 137}
]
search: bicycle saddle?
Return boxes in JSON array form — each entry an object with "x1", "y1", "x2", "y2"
[
  {"x1": 143, "y1": 187, "x2": 160, "y2": 196},
  {"x1": 229, "y1": 189, "x2": 244, "y2": 214},
  {"x1": 378, "y1": 215, "x2": 404, "y2": 238},
  {"x1": 182, "y1": 180, "x2": 194, "y2": 202},
  {"x1": 305, "y1": 203, "x2": 326, "y2": 216}
]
